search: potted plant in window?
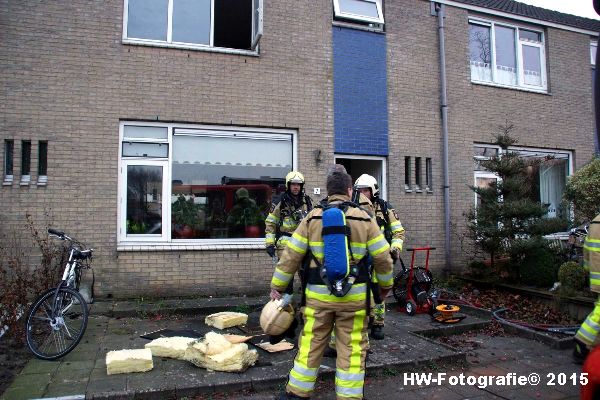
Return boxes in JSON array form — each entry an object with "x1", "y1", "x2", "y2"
[
  {"x1": 225, "y1": 188, "x2": 265, "y2": 238},
  {"x1": 171, "y1": 195, "x2": 203, "y2": 239}
]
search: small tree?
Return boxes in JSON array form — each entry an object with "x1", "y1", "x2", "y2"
[
  {"x1": 564, "y1": 157, "x2": 600, "y2": 223},
  {"x1": 467, "y1": 123, "x2": 559, "y2": 277}
]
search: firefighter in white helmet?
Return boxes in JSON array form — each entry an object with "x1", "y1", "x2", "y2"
[
  {"x1": 265, "y1": 171, "x2": 313, "y2": 261},
  {"x1": 354, "y1": 173, "x2": 405, "y2": 340}
]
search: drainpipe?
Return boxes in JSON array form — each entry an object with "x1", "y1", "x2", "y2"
[{"x1": 435, "y1": 2, "x2": 452, "y2": 273}]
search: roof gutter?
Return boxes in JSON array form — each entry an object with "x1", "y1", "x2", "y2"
[
  {"x1": 434, "y1": 2, "x2": 452, "y2": 273},
  {"x1": 432, "y1": 0, "x2": 599, "y2": 36}
]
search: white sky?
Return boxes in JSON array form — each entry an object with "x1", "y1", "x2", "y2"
[{"x1": 517, "y1": 0, "x2": 600, "y2": 20}]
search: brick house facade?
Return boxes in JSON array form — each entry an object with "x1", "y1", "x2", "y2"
[{"x1": 1, "y1": 0, "x2": 597, "y2": 298}]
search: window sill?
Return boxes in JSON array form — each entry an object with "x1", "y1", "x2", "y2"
[
  {"x1": 332, "y1": 21, "x2": 385, "y2": 34},
  {"x1": 122, "y1": 38, "x2": 259, "y2": 57},
  {"x1": 3, "y1": 180, "x2": 13, "y2": 186},
  {"x1": 470, "y1": 80, "x2": 549, "y2": 95},
  {"x1": 117, "y1": 240, "x2": 265, "y2": 252}
]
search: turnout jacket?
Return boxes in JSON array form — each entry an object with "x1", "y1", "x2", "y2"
[
  {"x1": 265, "y1": 193, "x2": 312, "y2": 250},
  {"x1": 373, "y1": 198, "x2": 405, "y2": 251},
  {"x1": 585, "y1": 214, "x2": 600, "y2": 292},
  {"x1": 271, "y1": 194, "x2": 394, "y2": 307}
]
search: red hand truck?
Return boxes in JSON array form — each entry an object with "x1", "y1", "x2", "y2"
[{"x1": 392, "y1": 247, "x2": 437, "y2": 315}]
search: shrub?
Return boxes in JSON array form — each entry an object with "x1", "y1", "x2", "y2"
[
  {"x1": 467, "y1": 260, "x2": 488, "y2": 278},
  {"x1": 558, "y1": 261, "x2": 587, "y2": 291},
  {"x1": 0, "y1": 213, "x2": 65, "y2": 344},
  {"x1": 518, "y1": 245, "x2": 559, "y2": 287},
  {"x1": 564, "y1": 157, "x2": 600, "y2": 223}
]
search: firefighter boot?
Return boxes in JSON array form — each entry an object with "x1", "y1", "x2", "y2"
[
  {"x1": 370, "y1": 324, "x2": 384, "y2": 340},
  {"x1": 573, "y1": 339, "x2": 590, "y2": 364}
]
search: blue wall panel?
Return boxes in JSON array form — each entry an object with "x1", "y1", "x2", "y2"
[{"x1": 333, "y1": 27, "x2": 388, "y2": 156}]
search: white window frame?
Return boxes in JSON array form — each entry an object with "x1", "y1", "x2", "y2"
[
  {"x1": 122, "y1": 0, "x2": 262, "y2": 55},
  {"x1": 118, "y1": 121, "x2": 297, "y2": 249},
  {"x1": 469, "y1": 18, "x2": 547, "y2": 93},
  {"x1": 592, "y1": 40, "x2": 597, "y2": 66},
  {"x1": 472, "y1": 144, "x2": 572, "y2": 211},
  {"x1": 119, "y1": 159, "x2": 171, "y2": 243},
  {"x1": 251, "y1": 0, "x2": 263, "y2": 50},
  {"x1": 333, "y1": 0, "x2": 384, "y2": 25}
]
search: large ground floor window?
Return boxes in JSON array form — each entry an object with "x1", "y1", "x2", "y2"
[
  {"x1": 118, "y1": 122, "x2": 295, "y2": 245},
  {"x1": 473, "y1": 145, "x2": 572, "y2": 219}
]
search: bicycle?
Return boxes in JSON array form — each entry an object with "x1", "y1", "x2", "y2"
[{"x1": 25, "y1": 229, "x2": 93, "y2": 360}]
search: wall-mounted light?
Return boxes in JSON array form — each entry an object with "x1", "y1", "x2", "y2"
[{"x1": 314, "y1": 149, "x2": 322, "y2": 164}]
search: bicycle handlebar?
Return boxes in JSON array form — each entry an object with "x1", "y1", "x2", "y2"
[{"x1": 48, "y1": 228, "x2": 65, "y2": 237}]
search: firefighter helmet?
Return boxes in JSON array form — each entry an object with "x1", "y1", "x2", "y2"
[
  {"x1": 354, "y1": 174, "x2": 379, "y2": 196},
  {"x1": 260, "y1": 297, "x2": 295, "y2": 336},
  {"x1": 285, "y1": 171, "x2": 305, "y2": 188}
]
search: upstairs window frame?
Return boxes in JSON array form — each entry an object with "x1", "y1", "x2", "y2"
[
  {"x1": 122, "y1": 0, "x2": 263, "y2": 54},
  {"x1": 333, "y1": 0, "x2": 384, "y2": 25},
  {"x1": 592, "y1": 40, "x2": 597, "y2": 66},
  {"x1": 469, "y1": 18, "x2": 547, "y2": 93}
]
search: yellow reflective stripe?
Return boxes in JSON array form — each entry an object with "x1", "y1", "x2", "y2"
[
  {"x1": 367, "y1": 234, "x2": 385, "y2": 246},
  {"x1": 350, "y1": 309, "x2": 366, "y2": 370},
  {"x1": 265, "y1": 234, "x2": 276, "y2": 245},
  {"x1": 583, "y1": 316, "x2": 600, "y2": 332},
  {"x1": 350, "y1": 242, "x2": 367, "y2": 257},
  {"x1": 309, "y1": 241, "x2": 324, "y2": 257},
  {"x1": 367, "y1": 234, "x2": 390, "y2": 256},
  {"x1": 282, "y1": 220, "x2": 298, "y2": 229},
  {"x1": 584, "y1": 241, "x2": 600, "y2": 252},
  {"x1": 576, "y1": 328, "x2": 595, "y2": 344},
  {"x1": 288, "y1": 233, "x2": 308, "y2": 254},
  {"x1": 591, "y1": 278, "x2": 600, "y2": 287},
  {"x1": 297, "y1": 307, "x2": 315, "y2": 368},
  {"x1": 587, "y1": 238, "x2": 600, "y2": 243},
  {"x1": 305, "y1": 284, "x2": 367, "y2": 303},
  {"x1": 376, "y1": 272, "x2": 393, "y2": 287},
  {"x1": 390, "y1": 221, "x2": 403, "y2": 231},
  {"x1": 271, "y1": 268, "x2": 293, "y2": 288},
  {"x1": 265, "y1": 214, "x2": 279, "y2": 224}
]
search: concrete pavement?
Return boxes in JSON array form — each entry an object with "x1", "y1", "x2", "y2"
[{"x1": 0, "y1": 296, "x2": 582, "y2": 400}]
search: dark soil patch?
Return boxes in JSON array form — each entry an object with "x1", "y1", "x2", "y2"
[
  {"x1": 0, "y1": 335, "x2": 32, "y2": 396},
  {"x1": 439, "y1": 286, "x2": 579, "y2": 326}
]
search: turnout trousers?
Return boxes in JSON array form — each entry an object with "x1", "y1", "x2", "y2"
[
  {"x1": 576, "y1": 295, "x2": 600, "y2": 347},
  {"x1": 286, "y1": 291, "x2": 369, "y2": 399}
]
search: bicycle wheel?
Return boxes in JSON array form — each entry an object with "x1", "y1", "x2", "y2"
[{"x1": 25, "y1": 287, "x2": 88, "y2": 360}]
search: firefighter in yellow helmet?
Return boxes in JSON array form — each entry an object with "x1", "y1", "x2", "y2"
[
  {"x1": 354, "y1": 174, "x2": 405, "y2": 341},
  {"x1": 265, "y1": 171, "x2": 313, "y2": 261},
  {"x1": 270, "y1": 167, "x2": 393, "y2": 400},
  {"x1": 574, "y1": 214, "x2": 600, "y2": 363}
]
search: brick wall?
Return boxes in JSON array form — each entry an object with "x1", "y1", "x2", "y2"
[
  {"x1": 333, "y1": 27, "x2": 389, "y2": 155},
  {"x1": 0, "y1": 0, "x2": 335, "y2": 298},
  {"x1": 0, "y1": 0, "x2": 595, "y2": 297}
]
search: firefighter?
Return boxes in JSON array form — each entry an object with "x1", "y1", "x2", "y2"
[
  {"x1": 270, "y1": 167, "x2": 393, "y2": 400},
  {"x1": 265, "y1": 171, "x2": 313, "y2": 259},
  {"x1": 574, "y1": 214, "x2": 600, "y2": 363},
  {"x1": 354, "y1": 174, "x2": 405, "y2": 340}
]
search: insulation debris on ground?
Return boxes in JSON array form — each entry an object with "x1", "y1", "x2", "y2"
[
  {"x1": 255, "y1": 340, "x2": 295, "y2": 353},
  {"x1": 205, "y1": 312, "x2": 249, "y2": 329},
  {"x1": 106, "y1": 348, "x2": 154, "y2": 375},
  {"x1": 184, "y1": 331, "x2": 258, "y2": 372},
  {"x1": 144, "y1": 336, "x2": 197, "y2": 359}
]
